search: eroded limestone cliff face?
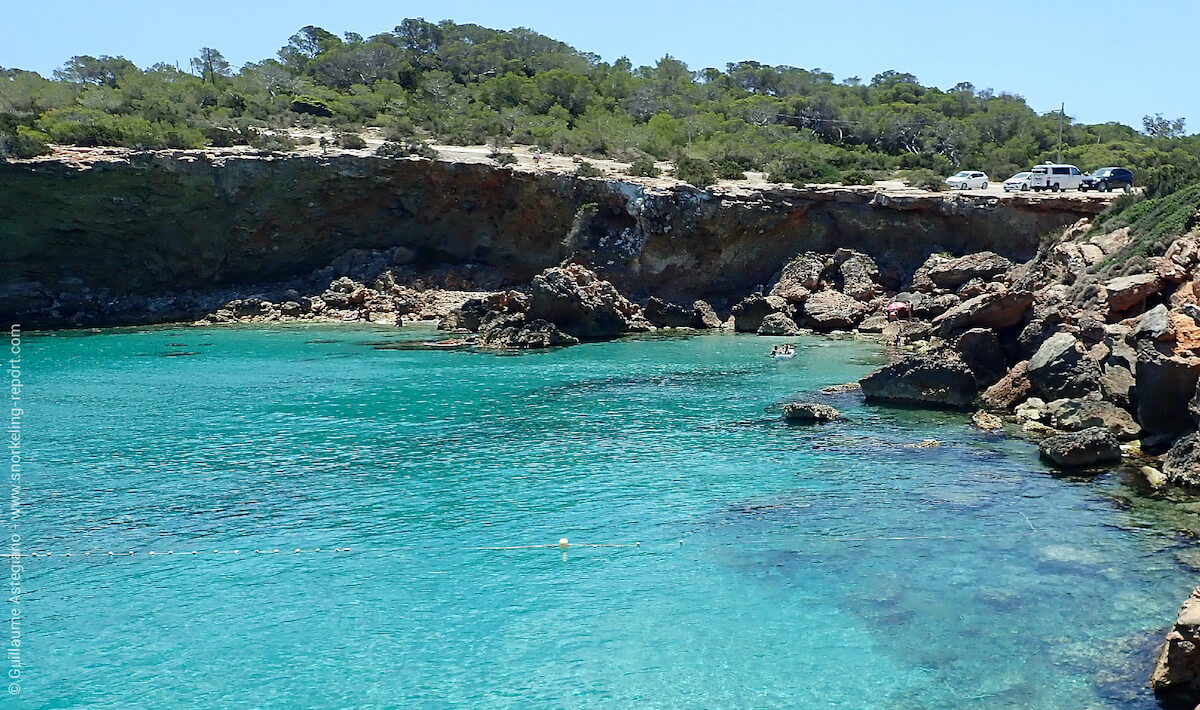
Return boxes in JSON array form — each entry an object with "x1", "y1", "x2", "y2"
[{"x1": 0, "y1": 151, "x2": 1106, "y2": 327}]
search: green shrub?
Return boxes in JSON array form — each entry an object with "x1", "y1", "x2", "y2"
[
  {"x1": 766, "y1": 154, "x2": 837, "y2": 184},
  {"x1": 34, "y1": 109, "x2": 204, "y2": 150},
  {"x1": 575, "y1": 160, "x2": 603, "y2": 178},
  {"x1": 713, "y1": 160, "x2": 746, "y2": 180},
  {"x1": 376, "y1": 140, "x2": 438, "y2": 160},
  {"x1": 0, "y1": 127, "x2": 51, "y2": 159},
  {"x1": 899, "y1": 168, "x2": 949, "y2": 192},
  {"x1": 289, "y1": 96, "x2": 334, "y2": 117},
  {"x1": 840, "y1": 169, "x2": 874, "y2": 186},
  {"x1": 246, "y1": 130, "x2": 296, "y2": 151},
  {"x1": 203, "y1": 125, "x2": 242, "y2": 147},
  {"x1": 627, "y1": 157, "x2": 660, "y2": 177},
  {"x1": 490, "y1": 151, "x2": 517, "y2": 166},
  {"x1": 383, "y1": 117, "x2": 417, "y2": 142},
  {"x1": 296, "y1": 135, "x2": 316, "y2": 146},
  {"x1": 335, "y1": 132, "x2": 367, "y2": 149},
  {"x1": 674, "y1": 156, "x2": 715, "y2": 188}
]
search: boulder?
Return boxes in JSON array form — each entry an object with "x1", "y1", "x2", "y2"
[
  {"x1": 838, "y1": 253, "x2": 881, "y2": 301},
  {"x1": 732, "y1": 294, "x2": 793, "y2": 332},
  {"x1": 972, "y1": 410, "x2": 1003, "y2": 430},
  {"x1": 280, "y1": 301, "x2": 302, "y2": 317},
  {"x1": 1104, "y1": 273, "x2": 1162, "y2": 314},
  {"x1": 925, "y1": 251, "x2": 1013, "y2": 290},
  {"x1": 1151, "y1": 588, "x2": 1200, "y2": 702},
  {"x1": 982, "y1": 361, "x2": 1033, "y2": 410},
  {"x1": 645, "y1": 297, "x2": 696, "y2": 329},
  {"x1": 858, "y1": 314, "x2": 888, "y2": 333},
  {"x1": 915, "y1": 293, "x2": 962, "y2": 320},
  {"x1": 882, "y1": 319, "x2": 934, "y2": 345},
  {"x1": 957, "y1": 278, "x2": 990, "y2": 298},
  {"x1": 801, "y1": 290, "x2": 868, "y2": 331},
  {"x1": 1133, "y1": 304, "x2": 1175, "y2": 342},
  {"x1": 229, "y1": 297, "x2": 272, "y2": 318},
  {"x1": 1042, "y1": 397, "x2": 1140, "y2": 441},
  {"x1": 953, "y1": 328, "x2": 1007, "y2": 387},
  {"x1": 1037, "y1": 427, "x2": 1122, "y2": 468},
  {"x1": 1015, "y1": 397, "x2": 1049, "y2": 422},
  {"x1": 444, "y1": 290, "x2": 529, "y2": 332},
  {"x1": 477, "y1": 311, "x2": 579, "y2": 349},
  {"x1": 1027, "y1": 332, "x2": 1102, "y2": 400},
  {"x1": 1099, "y1": 364, "x2": 1137, "y2": 413},
  {"x1": 783, "y1": 402, "x2": 840, "y2": 424},
  {"x1": 860, "y1": 350, "x2": 978, "y2": 410},
  {"x1": 528, "y1": 264, "x2": 645, "y2": 339},
  {"x1": 933, "y1": 289, "x2": 1034, "y2": 336},
  {"x1": 1135, "y1": 342, "x2": 1200, "y2": 449},
  {"x1": 909, "y1": 254, "x2": 944, "y2": 292},
  {"x1": 771, "y1": 252, "x2": 827, "y2": 301},
  {"x1": 758, "y1": 312, "x2": 803, "y2": 336},
  {"x1": 1163, "y1": 433, "x2": 1200, "y2": 489},
  {"x1": 692, "y1": 300, "x2": 723, "y2": 329},
  {"x1": 1015, "y1": 318, "x2": 1061, "y2": 362}
]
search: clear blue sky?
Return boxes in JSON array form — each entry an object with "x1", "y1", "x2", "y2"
[{"x1": 3, "y1": 0, "x2": 1194, "y2": 132}]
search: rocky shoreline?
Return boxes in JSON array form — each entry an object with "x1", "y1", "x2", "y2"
[{"x1": 7, "y1": 147, "x2": 1200, "y2": 698}]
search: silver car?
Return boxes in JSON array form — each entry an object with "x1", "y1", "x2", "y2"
[{"x1": 945, "y1": 171, "x2": 989, "y2": 190}]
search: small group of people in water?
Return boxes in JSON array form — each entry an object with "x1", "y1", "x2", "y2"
[{"x1": 769, "y1": 344, "x2": 796, "y2": 358}]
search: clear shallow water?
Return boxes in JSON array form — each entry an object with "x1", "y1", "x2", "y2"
[{"x1": 12, "y1": 324, "x2": 1199, "y2": 708}]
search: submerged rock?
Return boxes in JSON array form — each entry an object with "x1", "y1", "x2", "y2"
[
  {"x1": 859, "y1": 350, "x2": 978, "y2": 410},
  {"x1": 782, "y1": 402, "x2": 840, "y2": 423},
  {"x1": 1037, "y1": 427, "x2": 1121, "y2": 468}
]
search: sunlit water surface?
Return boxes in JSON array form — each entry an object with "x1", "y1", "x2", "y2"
[{"x1": 13, "y1": 324, "x2": 1200, "y2": 708}]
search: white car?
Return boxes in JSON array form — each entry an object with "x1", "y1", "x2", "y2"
[
  {"x1": 1003, "y1": 171, "x2": 1032, "y2": 192},
  {"x1": 945, "y1": 171, "x2": 988, "y2": 190}
]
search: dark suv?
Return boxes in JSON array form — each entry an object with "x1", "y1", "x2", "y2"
[{"x1": 1079, "y1": 167, "x2": 1134, "y2": 193}]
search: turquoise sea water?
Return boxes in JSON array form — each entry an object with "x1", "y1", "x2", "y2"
[{"x1": 11, "y1": 324, "x2": 1200, "y2": 708}]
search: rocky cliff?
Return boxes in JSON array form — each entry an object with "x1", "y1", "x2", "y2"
[{"x1": 0, "y1": 150, "x2": 1106, "y2": 328}]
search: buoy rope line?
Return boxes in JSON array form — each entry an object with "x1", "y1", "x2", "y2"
[
  {"x1": 0, "y1": 527, "x2": 1049, "y2": 561},
  {"x1": 0, "y1": 539, "x2": 641, "y2": 559}
]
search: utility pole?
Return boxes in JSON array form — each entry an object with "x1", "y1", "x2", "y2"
[{"x1": 1057, "y1": 102, "x2": 1064, "y2": 163}]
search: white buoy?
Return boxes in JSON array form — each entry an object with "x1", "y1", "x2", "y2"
[{"x1": 559, "y1": 538, "x2": 569, "y2": 550}]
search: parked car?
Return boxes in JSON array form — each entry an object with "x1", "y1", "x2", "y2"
[
  {"x1": 945, "y1": 171, "x2": 988, "y2": 190},
  {"x1": 1003, "y1": 171, "x2": 1032, "y2": 192},
  {"x1": 1029, "y1": 163, "x2": 1084, "y2": 192},
  {"x1": 1079, "y1": 167, "x2": 1135, "y2": 193}
]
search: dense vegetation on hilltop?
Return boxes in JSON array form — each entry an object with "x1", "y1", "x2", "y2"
[{"x1": 1, "y1": 18, "x2": 1196, "y2": 193}]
